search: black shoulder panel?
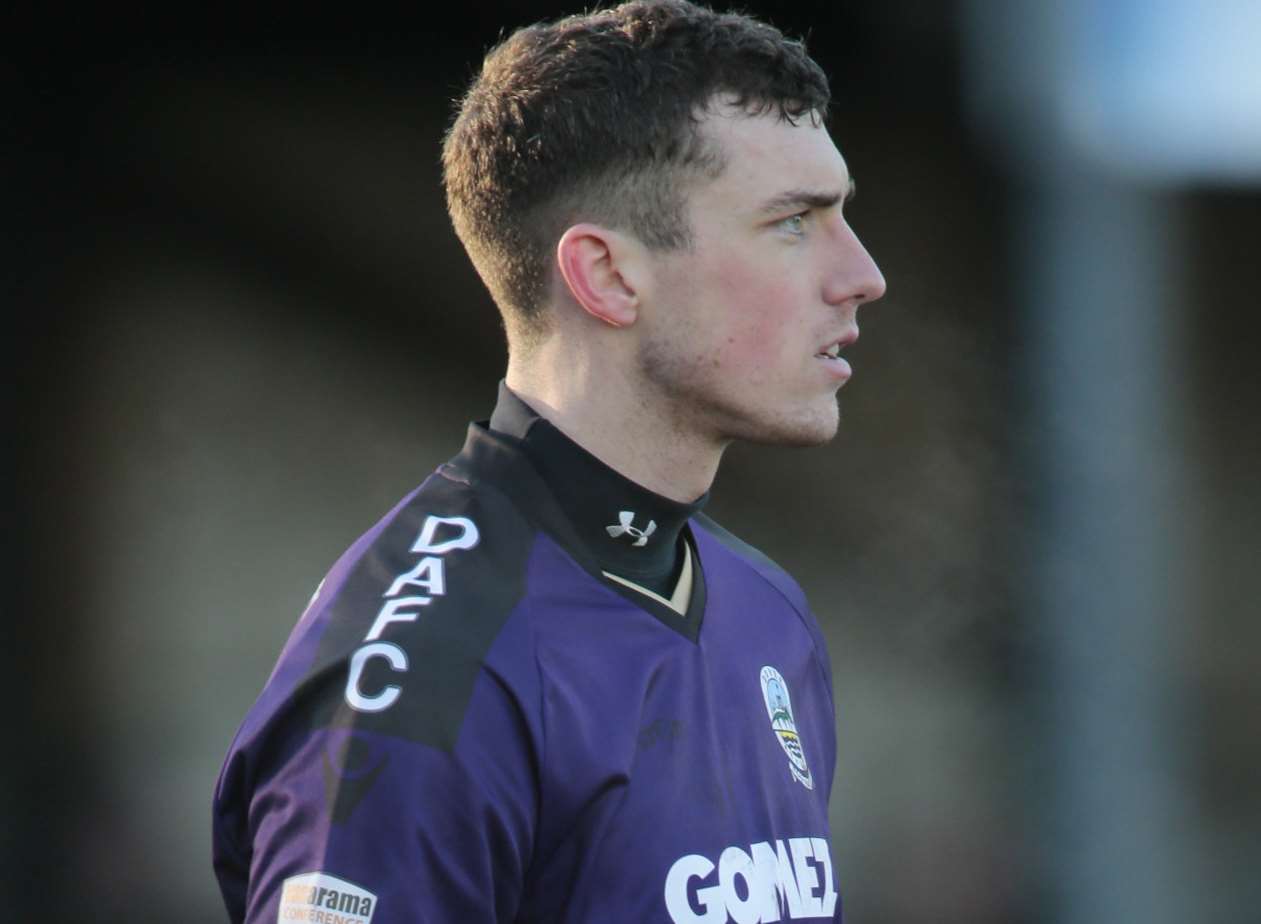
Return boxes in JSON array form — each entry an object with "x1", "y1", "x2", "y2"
[{"x1": 291, "y1": 468, "x2": 536, "y2": 753}]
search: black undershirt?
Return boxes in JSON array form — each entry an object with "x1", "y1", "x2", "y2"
[{"x1": 487, "y1": 382, "x2": 707, "y2": 598}]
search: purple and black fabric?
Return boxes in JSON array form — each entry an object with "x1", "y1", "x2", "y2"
[{"x1": 213, "y1": 387, "x2": 843, "y2": 923}]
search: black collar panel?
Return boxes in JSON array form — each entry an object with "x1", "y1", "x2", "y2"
[{"x1": 487, "y1": 383, "x2": 708, "y2": 582}]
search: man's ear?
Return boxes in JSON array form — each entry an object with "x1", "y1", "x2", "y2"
[{"x1": 555, "y1": 223, "x2": 642, "y2": 328}]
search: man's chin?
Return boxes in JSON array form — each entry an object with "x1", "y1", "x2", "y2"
[{"x1": 729, "y1": 405, "x2": 840, "y2": 448}]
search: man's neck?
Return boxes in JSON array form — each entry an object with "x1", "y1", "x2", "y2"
[{"x1": 505, "y1": 359, "x2": 723, "y2": 504}]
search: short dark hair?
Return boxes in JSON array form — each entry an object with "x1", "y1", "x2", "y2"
[{"x1": 442, "y1": 0, "x2": 830, "y2": 346}]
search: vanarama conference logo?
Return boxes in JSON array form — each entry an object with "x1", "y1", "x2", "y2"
[
  {"x1": 760, "y1": 666, "x2": 812, "y2": 790},
  {"x1": 278, "y1": 872, "x2": 376, "y2": 924}
]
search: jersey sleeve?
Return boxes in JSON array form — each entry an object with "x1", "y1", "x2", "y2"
[{"x1": 213, "y1": 480, "x2": 543, "y2": 924}]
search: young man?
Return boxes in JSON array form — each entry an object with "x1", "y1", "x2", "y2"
[{"x1": 212, "y1": 2, "x2": 885, "y2": 922}]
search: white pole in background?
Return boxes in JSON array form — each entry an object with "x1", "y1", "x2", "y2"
[
  {"x1": 957, "y1": 0, "x2": 1261, "y2": 918},
  {"x1": 1016, "y1": 164, "x2": 1194, "y2": 923}
]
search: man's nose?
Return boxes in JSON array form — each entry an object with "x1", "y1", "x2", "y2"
[{"x1": 824, "y1": 221, "x2": 886, "y2": 307}]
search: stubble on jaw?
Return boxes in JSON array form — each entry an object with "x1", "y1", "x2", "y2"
[{"x1": 635, "y1": 332, "x2": 842, "y2": 451}]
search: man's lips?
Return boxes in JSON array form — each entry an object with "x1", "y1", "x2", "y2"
[
  {"x1": 813, "y1": 328, "x2": 858, "y2": 382},
  {"x1": 815, "y1": 328, "x2": 859, "y2": 359}
]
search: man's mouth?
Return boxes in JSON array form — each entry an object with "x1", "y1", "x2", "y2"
[{"x1": 815, "y1": 330, "x2": 858, "y2": 378}]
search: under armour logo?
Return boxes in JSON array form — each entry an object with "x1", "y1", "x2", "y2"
[{"x1": 606, "y1": 510, "x2": 657, "y2": 547}]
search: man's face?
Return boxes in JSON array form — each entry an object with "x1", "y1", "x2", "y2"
[{"x1": 637, "y1": 106, "x2": 886, "y2": 448}]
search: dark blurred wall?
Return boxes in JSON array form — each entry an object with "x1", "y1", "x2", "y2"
[{"x1": 15, "y1": 4, "x2": 1260, "y2": 922}]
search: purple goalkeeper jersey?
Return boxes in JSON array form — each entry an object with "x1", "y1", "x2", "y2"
[{"x1": 213, "y1": 390, "x2": 842, "y2": 923}]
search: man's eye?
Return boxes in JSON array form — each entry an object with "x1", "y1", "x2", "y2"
[{"x1": 780, "y1": 213, "x2": 807, "y2": 235}]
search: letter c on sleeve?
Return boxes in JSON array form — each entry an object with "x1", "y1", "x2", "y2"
[{"x1": 345, "y1": 642, "x2": 408, "y2": 713}]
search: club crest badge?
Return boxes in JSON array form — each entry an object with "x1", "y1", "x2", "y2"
[{"x1": 760, "y1": 665, "x2": 813, "y2": 790}]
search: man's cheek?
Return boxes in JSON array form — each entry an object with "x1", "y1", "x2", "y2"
[
  {"x1": 699, "y1": 262, "x2": 790, "y2": 361},
  {"x1": 728, "y1": 298, "x2": 789, "y2": 363}
]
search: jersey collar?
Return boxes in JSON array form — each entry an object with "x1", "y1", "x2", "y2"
[{"x1": 487, "y1": 382, "x2": 708, "y2": 588}]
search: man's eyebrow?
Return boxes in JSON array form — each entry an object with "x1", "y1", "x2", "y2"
[{"x1": 757, "y1": 178, "x2": 857, "y2": 215}]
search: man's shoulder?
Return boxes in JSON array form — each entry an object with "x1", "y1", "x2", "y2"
[
  {"x1": 318, "y1": 461, "x2": 539, "y2": 642},
  {"x1": 319, "y1": 462, "x2": 537, "y2": 620},
  {"x1": 690, "y1": 511, "x2": 835, "y2": 695},
  {"x1": 242, "y1": 465, "x2": 542, "y2": 753},
  {"x1": 690, "y1": 511, "x2": 810, "y2": 616}
]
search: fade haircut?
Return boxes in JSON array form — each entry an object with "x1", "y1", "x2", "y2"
[{"x1": 442, "y1": 0, "x2": 830, "y2": 349}]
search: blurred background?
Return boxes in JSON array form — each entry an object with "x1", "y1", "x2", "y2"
[{"x1": 13, "y1": 1, "x2": 1260, "y2": 921}]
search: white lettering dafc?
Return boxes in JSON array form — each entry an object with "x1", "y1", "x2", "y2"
[
  {"x1": 663, "y1": 838, "x2": 837, "y2": 924},
  {"x1": 344, "y1": 515, "x2": 480, "y2": 712},
  {"x1": 411, "y1": 515, "x2": 480, "y2": 555}
]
